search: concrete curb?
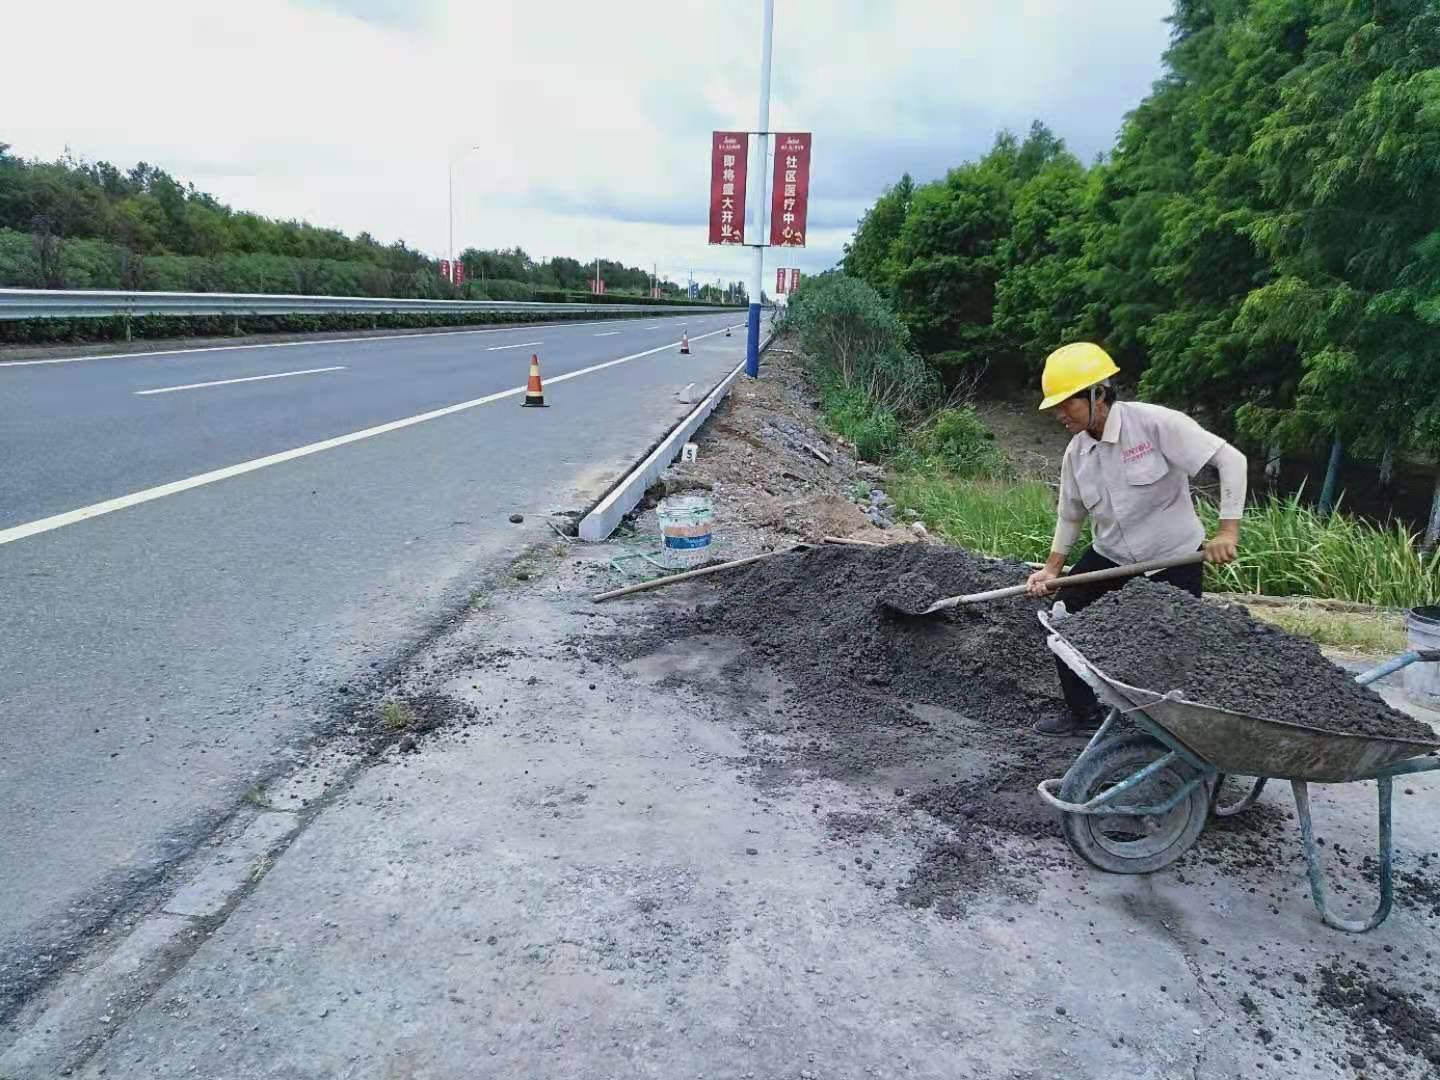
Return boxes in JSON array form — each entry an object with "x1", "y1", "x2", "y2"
[{"x1": 577, "y1": 323, "x2": 775, "y2": 542}]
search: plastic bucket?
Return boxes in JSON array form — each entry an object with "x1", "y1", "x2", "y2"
[
  {"x1": 1404, "y1": 606, "x2": 1440, "y2": 705},
  {"x1": 657, "y1": 495, "x2": 714, "y2": 569}
]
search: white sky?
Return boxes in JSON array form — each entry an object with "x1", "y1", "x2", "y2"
[{"x1": 2, "y1": 0, "x2": 1173, "y2": 287}]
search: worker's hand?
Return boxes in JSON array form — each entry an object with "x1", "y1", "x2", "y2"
[
  {"x1": 1204, "y1": 522, "x2": 1240, "y2": 565},
  {"x1": 1026, "y1": 567, "x2": 1059, "y2": 597}
]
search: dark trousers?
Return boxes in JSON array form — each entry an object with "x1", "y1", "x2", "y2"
[{"x1": 1055, "y1": 546, "x2": 1204, "y2": 719}]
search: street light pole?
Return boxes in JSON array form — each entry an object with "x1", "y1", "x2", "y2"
[
  {"x1": 746, "y1": 0, "x2": 774, "y2": 379},
  {"x1": 448, "y1": 144, "x2": 480, "y2": 277}
]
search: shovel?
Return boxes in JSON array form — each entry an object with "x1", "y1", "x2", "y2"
[{"x1": 882, "y1": 551, "x2": 1207, "y2": 618}]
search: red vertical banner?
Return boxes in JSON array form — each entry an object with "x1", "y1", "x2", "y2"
[
  {"x1": 453, "y1": 260, "x2": 466, "y2": 287},
  {"x1": 439, "y1": 259, "x2": 451, "y2": 282},
  {"x1": 790, "y1": 268, "x2": 800, "y2": 292},
  {"x1": 708, "y1": 131, "x2": 748, "y2": 245},
  {"x1": 770, "y1": 133, "x2": 812, "y2": 247},
  {"x1": 776, "y1": 267, "x2": 787, "y2": 295}
]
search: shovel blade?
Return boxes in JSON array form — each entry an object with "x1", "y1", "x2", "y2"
[{"x1": 880, "y1": 596, "x2": 956, "y2": 618}]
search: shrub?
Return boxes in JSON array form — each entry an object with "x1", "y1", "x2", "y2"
[
  {"x1": 786, "y1": 274, "x2": 939, "y2": 417},
  {"x1": 899, "y1": 405, "x2": 1003, "y2": 478},
  {"x1": 819, "y1": 381, "x2": 903, "y2": 461}
]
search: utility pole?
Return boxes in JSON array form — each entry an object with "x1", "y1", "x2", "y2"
[
  {"x1": 746, "y1": 0, "x2": 774, "y2": 379},
  {"x1": 448, "y1": 144, "x2": 480, "y2": 275}
]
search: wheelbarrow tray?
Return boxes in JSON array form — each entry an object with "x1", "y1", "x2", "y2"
[{"x1": 1045, "y1": 627, "x2": 1440, "y2": 783}]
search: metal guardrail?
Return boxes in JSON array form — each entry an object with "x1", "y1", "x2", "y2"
[{"x1": 0, "y1": 288, "x2": 734, "y2": 321}]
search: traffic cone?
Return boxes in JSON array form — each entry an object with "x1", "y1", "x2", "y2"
[
  {"x1": 680, "y1": 331, "x2": 691, "y2": 355},
  {"x1": 521, "y1": 354, "x2": 548, "y2": 407},
  {"x1": 725, "y1": 324, "x2": 731, "y2": 337}
]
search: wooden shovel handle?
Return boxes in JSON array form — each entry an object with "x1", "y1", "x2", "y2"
[{"x1": 933, "y1": 550, "x2": 1207, "y2": 611}]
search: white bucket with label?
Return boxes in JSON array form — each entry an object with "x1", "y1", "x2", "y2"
[
  {"x1": 657, "y1": 494, "x2": 714, "y2": 569},
  {"x1": 1404, "y1": 606, "x2": 1440, "y2": 706}
]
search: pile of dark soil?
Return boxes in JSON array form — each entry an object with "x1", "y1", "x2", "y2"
[
  {"x1": 598, "y1": 543, "x2": 1071, "y2": 916},
  {"x1": 1317, "y1": 963, "x2": 1440, "y2": 1069},
  {"x1": 1060, "y1": 578, "x2": 1436, "y2": 742},
  {"x1": 691, "y1": 543, "x2": 1058, "y2": 730}
]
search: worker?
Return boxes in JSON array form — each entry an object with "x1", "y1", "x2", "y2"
[{"x1": 1026, "y1": 342, "x2": 1247, "y2": 736}]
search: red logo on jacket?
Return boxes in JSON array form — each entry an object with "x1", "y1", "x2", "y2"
[{"x1": 1123, "y1": 441, "x2": 1154, "y2": 462}]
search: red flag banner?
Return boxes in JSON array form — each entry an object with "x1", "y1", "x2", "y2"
[
  {"x1": 770, "y1": 133, "x2": 811, "y2": 247},
  {"x1": 776, "y1": 268, "x2": 787, "y2": 295},
  {"x1": 709, "y1": 131, "x2": 748, "y2": 245},
  {"x1": 453, "y1": 260, "x2": 466, "y2": 287},
  {"x1": 790, "y1": 268, "x2": 800, "y2": 292},
  {"x1": 439, "y1": 259, "x2": 451, "y2": 282}
]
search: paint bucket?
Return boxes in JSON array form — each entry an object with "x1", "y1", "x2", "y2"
[
  {"x1": 1404, "y1": 606, "x2": 1440, "y2": 706},
  {"x1": 657, "y1": 494, "x2": 714, "y2": 569}
]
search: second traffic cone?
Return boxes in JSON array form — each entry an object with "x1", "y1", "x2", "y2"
[
  {"x1": 521, "y1": 354, "x2": 548, "y2": 407},
  {"x1": 679, "y1": 331, "x2": 690, "y2": 355}
]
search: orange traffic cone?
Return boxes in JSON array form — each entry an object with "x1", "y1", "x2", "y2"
[
  {"x1": 725, "y1": 324, "x2": 731, "y2": 337},
  {"x1": 521, "y1": 354, "x2": 548, "y2": 407},
  {"x1": 679, "y1": 331, "x2": 691, "y2": 355}
]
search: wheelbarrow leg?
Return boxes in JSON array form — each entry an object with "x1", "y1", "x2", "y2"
[
  {"x1": 1291, "y1": 778, "x2": 1394, "y2": 933},
  {"x1": 1212, "y1": 777, "x2": 1268, "y2": 818}
]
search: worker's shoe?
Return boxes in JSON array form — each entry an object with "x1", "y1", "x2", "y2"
[{"x1": 1033, "y1": 709, "x2": 1102, "y2": 737}]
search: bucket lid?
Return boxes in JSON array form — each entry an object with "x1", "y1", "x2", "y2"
[
  {"x1": 658, "y1": 494, "x2": 713, "y2": 513},
  {"x1": 1409, "y1": 605, "x2": 1440, "y2": 625}
]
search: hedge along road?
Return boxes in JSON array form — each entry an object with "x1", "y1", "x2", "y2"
[{"x1": 0, "y1": 311, "x2": 755, "y2": 1016}]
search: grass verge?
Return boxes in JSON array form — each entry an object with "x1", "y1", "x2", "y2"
[
  {"x1": 886, "y1": 463, "x2": 1438, "y2": 609},
  {"x1": 1239, "y1": 604, "x2": 1407, "y2": 658}
]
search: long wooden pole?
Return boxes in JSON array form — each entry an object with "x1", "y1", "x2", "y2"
[{"x1": 591, "y1": 544, "x2": 807, "y2": 602}]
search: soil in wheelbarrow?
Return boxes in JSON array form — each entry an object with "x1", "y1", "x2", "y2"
[{"x1": 1060, "y1": 577, "x2": 1436, "y2": 743}]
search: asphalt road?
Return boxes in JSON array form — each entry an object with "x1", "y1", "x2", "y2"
[{"x1": 0, "y1": 310, "x2": 756, "y2": 1012}]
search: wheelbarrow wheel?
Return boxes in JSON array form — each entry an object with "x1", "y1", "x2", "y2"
[{"x1": 1059, "y1": 732, "x2": 1210, "y2": 875}]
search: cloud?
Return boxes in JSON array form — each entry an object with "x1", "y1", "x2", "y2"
[
  {"x1": 1, "y1": 0, "x2": 1173, "y2": 284},
  {"x1": 292, "y1": 0, "x2": 442, "y2": 30}
]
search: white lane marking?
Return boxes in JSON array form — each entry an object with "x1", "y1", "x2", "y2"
[
  {"x1": 485, "y1": 341, "x2": 544, "y2": 352},
  {"x1": 0, "y1": 316, "x2": 690, "y2": 369},
  {"x1": 644, "y1": 325, "x2": 662, "y2": 329},
  {"x1": 594, "y1": 331, "x2": 621, "y2": 337},
  {"x1": 0, "y1": 325, "x2": 737, "y2": 547},
  {"x1": 134, "y1": 366, "x2": 346, "y2": 396}
]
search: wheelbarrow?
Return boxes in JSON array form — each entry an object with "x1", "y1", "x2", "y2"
[{"x1": 1035, "y1": 610, "x2": 1440, "y2": 932}]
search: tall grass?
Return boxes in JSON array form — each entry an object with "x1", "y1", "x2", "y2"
[
  {"x1": 890, "y1": 474, "x2": 1065, "y2": 563},
  {"x1": 894, "y1": 474, "x2": 1440, "y2": 607},
  {"x1": 1199, "y1": 494, "x2": 1440, "y2": 607}
]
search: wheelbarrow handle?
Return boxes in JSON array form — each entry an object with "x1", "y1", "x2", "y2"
[{"x1": 1355, "y1": 648, "x2": 1440, "y2": 686}]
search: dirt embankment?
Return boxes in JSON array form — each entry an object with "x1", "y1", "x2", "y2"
[{"x1": 582, "y1": 344, "x2": 1440, "y2": 1075}]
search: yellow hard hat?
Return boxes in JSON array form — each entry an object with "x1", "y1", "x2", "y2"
[{"x1": 1038, "y1": 342, "x2": 1120, "y2": 410}]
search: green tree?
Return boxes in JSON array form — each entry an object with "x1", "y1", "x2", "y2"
[
  {"x1": 993, "y1": 153, "x2": 1091, "y2": 373},
  {"x1": 841, "y1": 173, "x2": 912, "y2": 294},
  {"x1": 1238, "y1": 0, "x2": 1440, "y2": 479}
]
